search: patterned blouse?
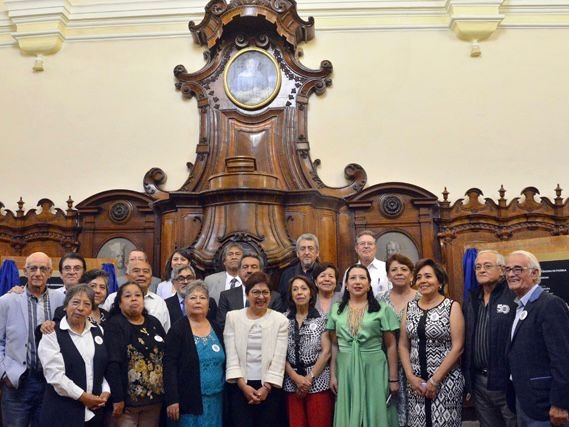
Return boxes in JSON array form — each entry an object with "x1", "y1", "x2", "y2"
[
  {"x1": 125, "y1": 318, "x2": 166, "y2": 406},
  {"x1": 283, "y1": 307, "x2": 330, "y2": 394}
]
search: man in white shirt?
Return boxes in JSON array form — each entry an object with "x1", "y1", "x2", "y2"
[
  {"x1": 102, "y1": 260, "x2": 170, "y2": 332},
  {"x1": 116, "y1": 249, "x2": 161, "y2": 292},
  {"x1": 204, "y1": 243, "x2": 244, "y2": 303},
  {"x1": 342, "y1": 230, "x2": 390, "y2": 298}
]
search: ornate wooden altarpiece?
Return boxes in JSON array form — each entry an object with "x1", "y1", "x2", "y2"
[{"x1": 2, "y1": 0, "x2": 569, "y2": 301}]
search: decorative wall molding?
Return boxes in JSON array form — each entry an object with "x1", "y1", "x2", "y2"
[
  {"x1": 446, "y1": 0, "x2": 505, "y2": 56},
  {"x1": 1, "y1": 0, "x2": 568, "y2": 52}
]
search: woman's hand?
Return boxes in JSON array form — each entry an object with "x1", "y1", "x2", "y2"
[
  {"x1": 388, "y1": 380, "x2": 400, "y2": 395},
  {"x1": 96, "y1": 392, "x2": 110, "y2": 409},
  {"x1": 40, "y1": 320, "x2": 56, "y2": 335},
  {"x1": 112, "y1": 401, "x2": 125, "y2": 418},
  {"x1": 167, "y1": 403, "x2": 180, "y2": 421},
  {"x1": 424, "y1": 378, "x2": 439, "y2": 400},
  {"x1": 407, "y1": 374, "x2": 426, "y2": 396},
  {"x1": 79, "y1": 392, "x2": 106, "y2": 410},
  {"x1": 256, "y1": 383, "x2": 272, "y2": 402},
  {"x1": 294, "y1": 373, "x2": 312, "y2": 394},
  {"x1": 330, "y1": 372, "x2": 338, "y2": 395},
  {"x1": 241, "y1": 384, "x2": 261, "y2": 405}
]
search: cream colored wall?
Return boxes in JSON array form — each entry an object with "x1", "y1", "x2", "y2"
[{"x1": 1, "y1": 5, "x2": 569, "y2": 211}]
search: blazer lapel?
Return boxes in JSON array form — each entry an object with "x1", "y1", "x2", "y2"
[{"x1": 511, "y1": 286, "x2": 544, "y2": 342}]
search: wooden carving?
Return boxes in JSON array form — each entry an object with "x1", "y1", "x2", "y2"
[
  {"x1": 0, "y1": 197, "x2": 80, "y2": 256},
  {"x1": 143, "y1": 0, "x2": 367, "y2": 275},
  {"x1": 438, "y1": 185, "x2": 569, "y2": 300}
]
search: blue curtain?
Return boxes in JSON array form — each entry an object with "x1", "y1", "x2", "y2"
[
  {"x1": 0, "y1": 259, "x2": 20, "y2": 296},
  {"x1": 462, "y1": 248, "x2": 478, "y2": 302},
  {"x1": 102, "y1": 263, "x2": 119, "y2": 294}
]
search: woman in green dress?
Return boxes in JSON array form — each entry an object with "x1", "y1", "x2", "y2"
[{"x1": 327, "y1": 264, "x2": 399, "y2": 427}]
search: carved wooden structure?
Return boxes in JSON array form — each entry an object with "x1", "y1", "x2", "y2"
[
  {"x1": 2, "y1": 1, "x2": 569, "y2": 301},
  {"x1": 0, "y1": 198, "x2": 80, "y2": 257},
  {"x1": 142, "y1": 0, "x2": 366, "y2": 280},
  {"x1": 438, "y1": 185, "x2": 569, "y2": 299}
]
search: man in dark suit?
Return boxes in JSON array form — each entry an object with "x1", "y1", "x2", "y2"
[
  {"x1": 216, "y1": 253, "x2": 284, "y2": 329},
  {"x1": 506, "y1": 250, "x2": 569, "y2": 427},
  {"x1": 166, "y1": 266, "x2": 217, "y2": 325}
]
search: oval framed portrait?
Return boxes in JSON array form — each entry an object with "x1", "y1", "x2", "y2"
[{"x1": 224, "y1": 47, "x2": 281, "y2": 110}]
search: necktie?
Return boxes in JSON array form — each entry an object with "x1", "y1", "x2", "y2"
[
  {"x1": 230, "y1": 278, "x2": 238, "y2": 289},
  {"x1": 180, "y1": 299, "x2": 185, "y2": 314}
]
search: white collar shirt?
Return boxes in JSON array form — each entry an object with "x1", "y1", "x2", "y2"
[{"x1": 38, "y1": 317, "x2": 110, "y2": 422}]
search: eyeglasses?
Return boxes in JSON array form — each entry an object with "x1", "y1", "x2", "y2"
[
  {"x1": 504, "y1": 266, "x2": 533, "y2": 275},
  {"x1": 62, "y1": 265, "x2": 84, "y2": 272},
  {"x1": 474, "y1": 263, "x2": 499, "y2": 271},
  {"x1": 175, "y1": 275, "x2": 194, "y2": 283},
  {"x1": 250, "y1": 290, "x2": 270, "y2": 297},
  {"x1": 357, "y1": 241, "x2": 375, "y2": 247},
  {"x1": 26, "y1": 265, "x2": 50, "y2": 274}
]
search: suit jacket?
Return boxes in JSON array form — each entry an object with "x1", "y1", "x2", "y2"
[
  {"x1": 216, "y1": 286, "x2": 284, "y2": 330},
  {"x1": 204, "y1": 271, "x2": 231, "y2": 304},
  {"x1": 507, "y1": 286, "x2": 569, "y2": 420},
  {"x1": 0, "y1": 288, "x2": 65, "y2": 387},
  {"x1": 166, "y1": 294, "x2": 218, "y2": 325}
]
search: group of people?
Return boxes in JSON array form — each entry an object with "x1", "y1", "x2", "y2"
[{"x1": 1, "y1": 230, "x2": 568, "y2": 427}]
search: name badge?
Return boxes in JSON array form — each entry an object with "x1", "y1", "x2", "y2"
[
  {"x1": 429, "y1": 312, "x2": 440, "y2": 322},
  {"x1": 94, "y1": 336, "x2": 103, "y2": 345},
  {"x1": 520, "y1": 310, "x2": 527, "y2": 320},
  {"x1": 212, "y1": 344, "x2": 221, "y2": 353},
  {"x1": 497, "y1": 304, "x2": 510, "y2": 314},
  {"x1": 154, "y1": 335, "x2": 164, "y2": 343}
]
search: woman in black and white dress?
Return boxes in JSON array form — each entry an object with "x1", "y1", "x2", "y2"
[{"x1": 399, "y1": 259, "x2": 465, "y2": 427}]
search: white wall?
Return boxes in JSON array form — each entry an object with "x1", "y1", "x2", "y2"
[{"x1": 1, "y1": 8, "x2": 569, "y2": 211}]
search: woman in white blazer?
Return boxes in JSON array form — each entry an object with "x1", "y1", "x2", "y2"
[{"x1": 224, "y1": 271, "x2": 288, "y2": 427}]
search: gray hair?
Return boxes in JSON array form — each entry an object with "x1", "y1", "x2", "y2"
[
  {"x1": 475, "y1": 250, "x2": 505, "y2": 267},
  {"x1": 296, "y1": 233, "x2": 319, "y2": 251},
  {"x1": 183, "y1": 280, "x2": 210, "y2": 300},
  {"x1": 508, "y1": 250, "x2": 541, "y2": 284},
  {"x1": 238, "y1": 252, "x2": 265, "y2": 271},
  {"x1": 173, "y1": 265, "x2": 196, "y2": 278},
  {"x1": 222, "y1": 243, "x2": 244, "y2": 260},
  {"x1": 63, "y1": 284, "x2": 95, "y2": 309}
]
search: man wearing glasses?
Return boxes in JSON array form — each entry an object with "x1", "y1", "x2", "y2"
[
  {"x1": 102, "y1": 260, "x2": 171, "y2": 332},
  {"x1": 506, "y1": 250, "x2": 569, "y2": 427},
  {"x1": 0, "y1": 252, "x2": 65, "y2": 426},
  {"x1": 54, "y1": 252, "x2": 86, "y2": 295},
  {"x1": 463, "y1": 250, "x2": 517, "y2": 427},
  {"x1": 278, "y1": 233, "x2": 320, "y2": 301},
  {"x1": 217, "y1": 253, "x2": 284, "y2": 330},
  {"x1": 341, "y1": 230, "x2": 389, "y2": 298},
  {"x1": 166, "y1": 265, "x2": 209, "y2": 325}
]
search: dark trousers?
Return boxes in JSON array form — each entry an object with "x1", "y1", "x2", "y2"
[
  {"x1": 473, "y1": 373, "x2": 517, "y2": 427},
  {"x1": 228, "y1": 381, "x2": 284, "y2": 427}
]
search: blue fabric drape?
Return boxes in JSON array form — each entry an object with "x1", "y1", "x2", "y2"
[
  {"x1": 0, "y1": 259, "x2": 20, "y2": 296},
  {"x1": 462, "y1": 248, "x2": 479, "y2": 302},
  {"x1": 102, "y1": 263, "x2": 119, "y2": 294}
]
